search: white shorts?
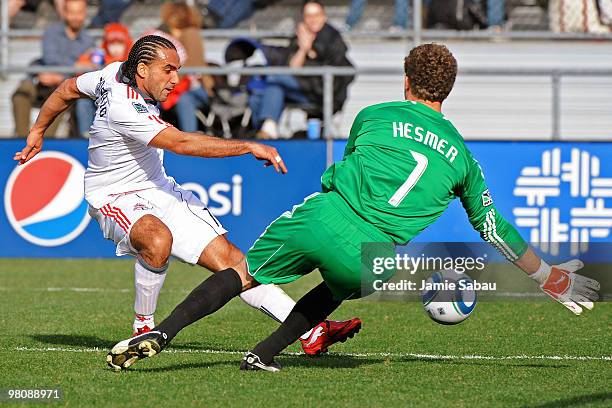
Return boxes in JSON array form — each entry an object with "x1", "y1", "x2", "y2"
[{"x1": 88, "y1": 182, "x2": 227, "y2": 264}]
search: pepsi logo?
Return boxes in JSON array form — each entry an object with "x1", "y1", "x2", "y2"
[{"x1": 4, "y1": 151, "x2": 90, "y2": 246}]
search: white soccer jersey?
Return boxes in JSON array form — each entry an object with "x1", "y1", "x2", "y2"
[{"x1": 76, "y1": 61, "x2": 174, "y2": 208}]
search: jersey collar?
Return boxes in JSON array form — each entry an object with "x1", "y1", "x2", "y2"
[
  {"x1": 117, "y1": 62, "x2": 157, "y2": 105},
  {"x1": 408, "y1": 100, "x2": 447, "y2": 121}
]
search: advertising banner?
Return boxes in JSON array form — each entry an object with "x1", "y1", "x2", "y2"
[
  {"x1": 2, "y1": 140, "x2": 610, "y2": 260},
  {"x1": 1, "y1": 140, "x2": 325, "y2": 257}
]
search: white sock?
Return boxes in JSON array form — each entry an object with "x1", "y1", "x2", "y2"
[
  {"x1": 239, "y1": 284, "x2": 295, "y2": 323},
  {"x1": 133, "y1": 313, "x2": 155, "y2": 331},
  {"x1": 239, "y1": 285, "x2": 317, "y2": 340},
  {"x1": 261, "y1": 119, "x2": 279, "y2": 138},
  {"x1": 134, "y1": 256, "x2": 168, "y2": 317}
]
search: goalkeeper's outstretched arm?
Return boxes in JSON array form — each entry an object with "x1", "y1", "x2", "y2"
[{"x1": 457, "y1": 153, "x2": 600, "y2": 315}]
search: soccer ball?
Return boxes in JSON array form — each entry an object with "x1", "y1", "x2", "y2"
[{"x1": 422, "y1": 270, "x2": 477, "y2": 325}]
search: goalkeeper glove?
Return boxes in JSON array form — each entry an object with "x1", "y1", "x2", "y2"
[{"x1": 530, "y1": 259, "x2": 600, "y2": 315}]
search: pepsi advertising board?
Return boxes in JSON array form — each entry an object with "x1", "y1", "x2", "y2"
[
  {"x1": 1, "y1": 140, "x2": 611, "y2": 259},
  {"x1": 0, "y1": 140, "x2": 325, "y2": 257}
]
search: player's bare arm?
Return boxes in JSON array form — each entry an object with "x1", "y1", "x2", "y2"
[
  {"x1": 149, "y1": 126, "x2": 288, "y2": 174},
  {"x1": 14, "y1": 77, "x2": 83, "y2": 165}
]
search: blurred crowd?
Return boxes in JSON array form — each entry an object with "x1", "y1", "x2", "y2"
[{"x1": 8, "y1": 0, "x2": 612, "y2": 138}]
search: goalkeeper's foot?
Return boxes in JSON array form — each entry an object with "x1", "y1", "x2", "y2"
[
  {"x1": 107, "y1": 331, "x2": 168, "y2": 371},
  {"x1": 300, "y1": 318, "x2": 362, "y2": 356}
]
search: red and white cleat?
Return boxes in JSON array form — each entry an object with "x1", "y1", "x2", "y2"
[{"x1": 300, "y1": 318, "x2": 362, "y2": 356}]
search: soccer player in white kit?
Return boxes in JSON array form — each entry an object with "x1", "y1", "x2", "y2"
[{"x1": 14, "y1": 35, "x2": 360, "y2": 354}]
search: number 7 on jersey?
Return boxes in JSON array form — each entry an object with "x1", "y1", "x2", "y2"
[{"x1": 388, "y1": 150, "x2": 428, "y2": 207}]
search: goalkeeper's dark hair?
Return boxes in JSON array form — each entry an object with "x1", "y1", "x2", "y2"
[{"x1": 122, "y1": 35, "x2": 176, "y2": 87}]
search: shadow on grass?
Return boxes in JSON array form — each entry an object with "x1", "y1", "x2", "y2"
[
  {"x1": 29, "y1": 334, "x2": 247, "y2": 352},
  {"x1": 29, "y1": 335, "x2": 570, "y2": 372},
  {"x1": 30, "y1": 334, "x2": 111, "y2": 348},
  {"x1": 526, "y1": 392, "x2": 611, "y2": 408},
  {"x1": 133, "y1": 354, "x2": 379, "y2": 373}
]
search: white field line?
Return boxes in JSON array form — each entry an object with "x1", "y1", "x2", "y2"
[{"x1": 9, "y1": 346, "x2": 612, "y2": 362}]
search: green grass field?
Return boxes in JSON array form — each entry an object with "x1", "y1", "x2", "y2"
[{"x1": 1, "y1": 259, "x2": 610, "y2": 407}]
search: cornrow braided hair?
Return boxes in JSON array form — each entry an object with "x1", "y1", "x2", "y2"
[{"x1": 121, "y1": 35, "x2": 177, "y2": 87}]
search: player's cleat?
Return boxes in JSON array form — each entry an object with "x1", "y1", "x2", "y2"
[
  {"x1": 239, "y1": 352, "x2": 281, "y2": 372},
  {"x1": 300, "y1": 318, "x2": 362, "y2": 356},
  {"x1": 106, "y1": 330, "x2": 168, "y2": 371},
  {"x1": 131, "y1": 325, "x2": 152, "y2": 337}
]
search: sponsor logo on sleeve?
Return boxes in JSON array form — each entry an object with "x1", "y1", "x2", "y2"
[
  {"x1": 132, "y1": 102, "x2": 149, "y2": 114},
  {"x1": 481, "y1": 189, "x2": 493, "y2": 207}
]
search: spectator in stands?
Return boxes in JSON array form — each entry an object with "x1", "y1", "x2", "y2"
[
  {"x1": 427, "y1": 0, "x2": 487, "y2": 30},
  {"x1": 90, "y1": 0, "x2": 134, "y2": 28},
  {"x1": 250, "y1": 0, "x2": 354, "y2": 139},
  {"x1": 202, "y1": 0, "x2": 281, "y2": 29},
  {"x1": 74, "y1": 23, "x2": 133, "y2": 137},
  {"x1": 9, "y1": 0, "x2": 66, "y2": 23},
  {"x1": 11, "y1": 0, "x2": 94, "y2": 137},
  {"x1": 345, "y1": 0, "x2": 410, "y2": 31},
  {"x1": 487, "y1": 0, "x2": 506, "y2": 29},
  {"x1": 8, "y1": 0, "x2": 26, "y2": 21},
  {"x1": 160, "y1": 1, "x2": 215, "y2": 132}
]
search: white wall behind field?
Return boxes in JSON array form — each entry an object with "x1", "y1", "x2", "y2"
[
  {"x1": 1, "y1": 39, "x2": 611, "y2": 139},
  {"x1": 341, "y1": 40, "x2": 612, "y2": 140}
]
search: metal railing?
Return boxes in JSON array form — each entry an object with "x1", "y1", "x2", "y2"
[{"x1": 2, "y1": 64, "x2": 611, "y2": 141}]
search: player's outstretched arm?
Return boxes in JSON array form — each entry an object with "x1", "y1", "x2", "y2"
[
  {"x1": 458, "y1": 153, "x2": 600, "y2": 315},
  {"x1": 14, "y1": 77, "x2": 82, "y2": 165},
  {"x1": 149, "y1": 127, "x2": 288, "y2": 173}
]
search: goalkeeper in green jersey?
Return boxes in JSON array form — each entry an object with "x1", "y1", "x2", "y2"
[{"x1": 107, "y1": 43, "x2": 600, "y2": 372}]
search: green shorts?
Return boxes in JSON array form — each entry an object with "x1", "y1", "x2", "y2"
[{"x1": 247, "y1": 192, "x2": 394, "y2": 300}]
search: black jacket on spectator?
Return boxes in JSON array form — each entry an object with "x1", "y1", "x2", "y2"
[{"x1": 286, "y1": 23, "x2": 354, "y2": 114}]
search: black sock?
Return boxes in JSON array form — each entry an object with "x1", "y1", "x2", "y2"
[
  {"x1": 154, "y1": 268, "x2": 242, "y2": 343},
  {"x1": 252, "y1": 282, "x2": 341, "y2": 364}
]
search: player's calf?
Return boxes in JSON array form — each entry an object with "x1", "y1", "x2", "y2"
[
  {"x1": 250, "y1": 282, "x2": 342, "y2": 366},
  {"x1": 107, "y1": 266, "x2": 247, "y2": 370}
]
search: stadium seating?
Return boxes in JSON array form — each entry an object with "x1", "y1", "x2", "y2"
[{"x1": 2, "y1": 0, "x2": 611, "y2": 139}]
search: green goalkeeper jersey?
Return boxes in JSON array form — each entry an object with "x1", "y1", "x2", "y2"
[{"x1": 321, "y1": 100, "x2": 528, "y2": 261}]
